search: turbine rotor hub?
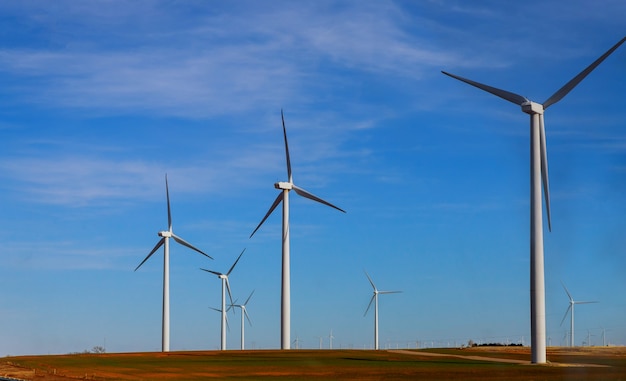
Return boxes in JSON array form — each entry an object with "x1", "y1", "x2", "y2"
[{"x1": 521, "y1": 101, "x2": 544, "y2": 115}]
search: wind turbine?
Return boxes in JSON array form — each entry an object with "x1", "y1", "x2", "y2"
[
  {"x1": 134, "y1": 174, "x2": 211, "y2": 352},
  {"x1": 250, "y1": 110, "x2": 346, "y2": 349},
  {"x1": 560, "y1": 281, "x2": 598, "y2": 347},
  {"x1": 363, "y1": 271, "x2": 401, "y2": 350},
  {"x1": 441, "y1": 37, "x2": 625, "y2": 363},
  {"x1": 585, "y1": 330, "x2": 594, "y2": 347},
  {"x1": 201, "y1": 249, "x2": 245, "y2": 351},
  {"x1": 601, "y1": 328, "x2": 610, "y2": 346},
  {"x1": 292, "y1": 335, "x2": 302, "y2": 349},
  {"x1": 329, "y1": 330, "x2": 334, "y2": 350},
  {"x1": 230, "y1": 290, "x2": 254, "y2": 350}
]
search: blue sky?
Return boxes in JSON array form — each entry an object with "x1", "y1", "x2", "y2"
[{"x1": 1, "y1": 0, "x2": 625, "y2": 355}]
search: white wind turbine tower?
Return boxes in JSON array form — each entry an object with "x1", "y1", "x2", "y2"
[
  {"x1": 250, "y1": 110, "x2": 346, "y2": 349},
  {"x1": 329, "y1": 330, "x2": 334, "y2": 350},
  {"x1": 363, "y1": 271, "x2": 401, "y2": 350},
  {"x1": 442, "y1": 37, "x2": 625, "y2": 363},
  {"x1": 560, "y1": 281, "x2": 598, "y2": 347},
  {"x1": 201, "y1": 249, "x2": 246, "y2": 351},
  {"x1": 135, "y1": 174, "x2": 211, "y2": 352},
  {"x1": 230, "y1": 290, "x2": 254, "y2": 350}
]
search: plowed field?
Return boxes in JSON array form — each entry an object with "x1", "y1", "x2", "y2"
[{"x1": 2, "y1": 346, "x2": 625, "y2": 380}]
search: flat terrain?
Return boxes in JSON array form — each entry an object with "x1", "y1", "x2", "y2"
[{"x1": 2, "y1": 346, "x2": 625, "y2": 380}]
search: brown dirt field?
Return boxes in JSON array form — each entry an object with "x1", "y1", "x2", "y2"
[{"x1": 1, "y1": 346, "x2": 625, "y2": 380}]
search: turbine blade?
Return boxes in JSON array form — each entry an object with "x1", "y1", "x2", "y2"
[
  {"x1": 379, "y1": 290, "x2": 402, "y2": 295},
  {"x1": 560, "y1": 304, "x2": 572, "y2": 326},
  {"x1": 227, "y1": 248, "x2": 246, "y2": 276},
  {"x1": 199, "y1": 268, "x2": 222, "y2": 277},
  {"x1": 135, "y1": 238, "x2": 165, "y2": 271},
  {"x1": 244, "y1": 290, "x2": 255, "y2": 306},
  {"x1": 210, "y1": 306, "x2": 230, "y2": 330},
  {"x1": 364, "y1": 270, "x2": 377, "y2": 291},
  {"x1": 282, "y1": 109, "x2": 292, "y2": 183},
  {"x1": 250, "y1": 192, "x2": 284, "y2": 238},
  {"x1": 575, "y1": 301, "x2": 599, "y2": 305},
  {"x1": 441, "y1": 71, "x2": 528, "y2": 106},
  {"x1": 561, "y1": 281, "x2": 574, "y2": 302},
  {"x1": 225, "y1": 278, "x2": 234, "y2": 305},
  {"x1": 165, "y1": 174, "x2": 172, "y2": 232},
  {"x1": 539, "y1": 114, "x2": 552, "y2": 232},
  {"x1": 292, "y1": 184, "x2": 346, "y2": 213},
  {"x1": 364, "y1": 294, "x2": 375, "y2": 317},
  {"x1": 543, "y1": 37, "x2": 626, "y2": 109},
  {"x1": 171, "y1": 233, "x2": 213, "y2": 259},
  {"x1": 244, "y1": 308, "x2": 252, "y2": 326}
]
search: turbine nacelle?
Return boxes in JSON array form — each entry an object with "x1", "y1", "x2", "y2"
[
  {"x1": 275, "y1": 181, "x2": 293, "y2": 190},
  {"x1": 521, "y1": 101, "x2": 544, "y2": 115},
  {"x1": 158, "y1": 231, "x2": 172, "y2": 238}
]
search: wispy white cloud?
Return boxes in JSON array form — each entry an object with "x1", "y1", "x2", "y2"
[
  {"x1": 1, "y1": 0, "x2": 623, "y2": 207},
  {"x1": 0, "y1": 1, "x2": 472, "y2": 118},
  {"x1": 2, "y1": 240, "x2": 137, "y2": 270},
  {"x1": 0, "y1": 48, "x2": 298, "y2": 117},
  {"x1": 0, "y1": 152, "x2": 271, "y2": 206}
]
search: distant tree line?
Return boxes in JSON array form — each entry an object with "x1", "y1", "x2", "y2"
[
  {"x1": 467, "y1": 340, "x2": 523, "y2": 348},
  {"x1": 69, "y1": 346, "x2": 106, "y2": 354}
]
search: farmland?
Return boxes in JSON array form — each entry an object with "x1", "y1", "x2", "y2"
[{"x1": 2, "y1": 346, "x2": 625, "y2": 380}]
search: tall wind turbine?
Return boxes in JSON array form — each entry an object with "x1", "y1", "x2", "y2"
[
  {"x1": 560, "y1": 281, "x2": 597, "y2": 347},
  {"x1": 201, "y1": 249, "x2": 245, "y2": 351},
  {"x1": 363, "y1": 271, "x2": 401, "y2": 350},
  {"x1": 442, "y1": 37, "x2": 625, "y2": 363},
  {"x1": 230, "y1": 290, "x2": 254, "y2": 350},
  {"x1": 134, "y1": 174, "x2": 211, "y2": 352},
  {"x1": 250, "y1": 110, "x2": 346, "y2": 349}
]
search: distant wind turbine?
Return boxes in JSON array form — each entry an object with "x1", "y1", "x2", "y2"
[
  {"x1": 560, "y1": 281, "x2": 597, "y2": 347},
  {"x1": 442, "y1": 37, "x2": 625, "y2": 363},
  {"x1": 329, "y1": 330, "x2": 334, "y2": 350},
  {"x1": 134, "y1": 174, "x2": 211, "y2": 352},
  {"x1": 601, "y1": 328, "x2": 610, "y2": 347},
  {"x1": 586, "y1": 330, "x2": 594, "y2": 347},
  {"x1": 210, "y1": 305, "x2": 230, "y2": 347},
  {"x1": 292, "y1": 334, "x2": 302, "y2": 349},
  {"x1": 230, "y1": 290, "x2": 254, "y2": 350},
  {"x1": 201, "y1": 249, "x2": 245, "y2": 351},
  {"x1": 250, "y1": 110, "x2": 346, "y2": 349},
  {"x1": 363, "y1": 271, "x2": 401, "y2": 350}
]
